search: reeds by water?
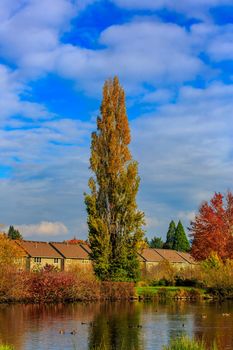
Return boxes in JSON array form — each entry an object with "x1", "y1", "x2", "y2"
[{"x1": 163, "y1": 336, "x2": 218, "y2": 350}]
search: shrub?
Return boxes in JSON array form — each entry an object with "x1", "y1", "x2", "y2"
[
  {"x1": 142, "y1": 260, "x2": 177, "y2": 286},
  {"x1": 100, "y1": 281, "x2": 135, "y2": 300}
]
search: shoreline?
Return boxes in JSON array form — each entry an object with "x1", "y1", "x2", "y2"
[{"x1": 1, "y1": 286, "x2": 231, "y2": 304}]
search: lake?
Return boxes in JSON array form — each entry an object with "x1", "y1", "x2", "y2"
[{"x1": 0, "y1": 301, "x2": 233, "y2": 349}]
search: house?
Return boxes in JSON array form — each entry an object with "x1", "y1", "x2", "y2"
[
  {"x1": 16, "y1": 240, "x2": 63, "y2": 271},
  {"x1": 154, "y1": 249, "x2": 193, "y2": 269},
  {"x1": 138, "y1": 248, "x2": 165, "y2": 271},
  {"x1": 138, "y1": 248, "x2": 195, "y2": 271},
  {"x1": 176, "y1": 251, "x2": 196, "y2": 267},
  {"x1": 50, "y1": 242, "x2": 92, "y2": 271}
]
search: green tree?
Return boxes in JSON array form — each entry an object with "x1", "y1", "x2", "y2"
[
  {"x1": 173, "y1": 220, "x2": 190, "y2": 252},
  {"x1": 149, "y1": 236, "x2": 164, "y2": 248},
  {"x1": 85, "y1": 77, "x2": 145, "y2": 281},
  {"x1": 7, "y1": 225, "x2": 22, "y2": 240},
  {"x1": 164, "y1": 220, "x2": 176, "y2": 249}
]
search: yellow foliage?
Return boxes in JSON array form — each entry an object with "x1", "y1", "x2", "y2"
[{"x1": 0, "y1": 234, "x2": 24, "y2": 269}]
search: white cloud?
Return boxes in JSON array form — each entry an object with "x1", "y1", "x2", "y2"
[
  {"x1": 0, "y1": 0, "x2": 96, "y2": 77},
  {"x1": 55, "y1": 20, "x2": 204, "y2": 94},
  {"x1": 131, "y1": 82, "x2": 233, "y2": 237},
  {"x1": 191, "y1": 22, "x2": 233, "y2": 62},
  {"x1": 13, "y1": 221, "x2": 68, "y2": 238},
  {"x1": 177, "y1": 211, "x2": 196, "y2": 222},
  {"x1": 142, "y1": 89, "x2": 174, "y2": 104},
  {"x1": 0, "y1": 64, "x2": 51, "y2": 121}
]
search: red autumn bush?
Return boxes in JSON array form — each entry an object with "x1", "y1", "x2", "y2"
[
  {"x1": 26, "y1": 271, "x2": 77, "y2": 303},
  {"x1": 100, "y1": 281, "x2": 135, "y2": 300}
]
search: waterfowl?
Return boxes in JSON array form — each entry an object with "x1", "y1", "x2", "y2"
[
  {"x1": 70, "y1": 329, "x2": 77, "y2": 335},
  {"x1": 222, "y1": 313, "x2": 230, "y2": 317},
  {"x1": 59, "y1": 329, "x2": 65, "y2": 334},
  {"x1": 201, "y1": 314, "x2": 207, "y2": 319}
]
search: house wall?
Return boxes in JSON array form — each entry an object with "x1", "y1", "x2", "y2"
[
  {"x1": 145, "y1": 262, "x2": 160, "y2": 270},
  {"x1": 64, "y1": 258, "x2": 92, "y2": 272},
  {"x1": 29, "y1": 257, "x2": 63, "y2": 271},
  {"x1": 171, "y1": 262, "x2": 190, "y2": 269},
  {"x1": 15, "y1": 256, "x2": 28, "y2": 271}
]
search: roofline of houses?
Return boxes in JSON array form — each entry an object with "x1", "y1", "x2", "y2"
[{"x1": 14, "y1": 239, "x2": 195, "y2": 265}]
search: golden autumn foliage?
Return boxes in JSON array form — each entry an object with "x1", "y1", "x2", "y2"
[
  {"x1": 85, "y1": 77, "x2": 145, "y2": 281},
  {"x1": 0, "y1": 233, "x2": 24, "y2": 268}
]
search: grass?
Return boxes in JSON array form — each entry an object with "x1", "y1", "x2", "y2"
[
  {"x1": 136, "y1": 286, "x2": 208, "y2": 300},
  {"x1": 163, "y1": 336, "x2": 218, "y2": 350},
  {"x1": 0, "y1": 346, "x2": 14, "y2": 350}
]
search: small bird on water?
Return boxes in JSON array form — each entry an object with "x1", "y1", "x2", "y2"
[
  {"x1": 59, "y1": 329, "x2": 65, "y2": 334},
  {"x1": 70, "y1": 329, "x2": 77, "y2": 335}
]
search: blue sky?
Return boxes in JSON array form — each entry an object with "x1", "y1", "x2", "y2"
[{"x1": 1, "y1": 0, "x2": 233, "y2": 241}]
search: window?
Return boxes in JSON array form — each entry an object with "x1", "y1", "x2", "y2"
[
  {"x1": 82, "y1": 260, "x2": 89, "y2": 264},
  {"x1": 54, "y1": 258, "x2": 59, "y2": 263},
  {"x1": 34, "y1": 257, "x2": 41, "y2": 263}
]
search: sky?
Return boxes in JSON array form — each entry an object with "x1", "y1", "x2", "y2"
[{"x1": 0, "y1": 0, "x2": 233, "y2": 241}]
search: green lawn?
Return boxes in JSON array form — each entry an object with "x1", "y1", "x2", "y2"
[{"x1": 136, "y1": 286, "x2": 207, "y2": 299}]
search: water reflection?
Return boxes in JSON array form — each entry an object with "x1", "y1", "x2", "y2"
[
  {"x1": 88, "y1": 303, "x2": 142, "y2": 350},
  {"x1": 0, "y1": 301, "x2": 233, "y2": 349}
]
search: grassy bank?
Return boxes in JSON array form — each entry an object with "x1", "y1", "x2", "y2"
[
  {"x1": 136, "y1": 286, "x2": 209, "y2": 300},
  {"x1": 163, "y1": 336, "x2": 218, "y2": 350}
]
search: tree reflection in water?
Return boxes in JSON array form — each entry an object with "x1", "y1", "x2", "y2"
[
  {"x1": 0, "y1": 301, "x2": 233, "y2": 349},
  {"x1": 88, "y1": 302, "x2": 142, "y2": 350}
]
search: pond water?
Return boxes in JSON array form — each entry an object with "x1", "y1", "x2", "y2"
[{"x1": 0, "y1": 301, "x2": 233, "y2": 350}]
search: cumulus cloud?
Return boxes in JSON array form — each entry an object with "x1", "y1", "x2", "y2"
[
  {"x1": 55, "y1": 20, "x2": 204, "y2": 93},
  {"x1": 0, "y1": 64, "x2": 51, "y2": 121},
  {"x1": 131, "y1": 82, "x2": 233, "y2": 237},
  {"x1": 13, "y1": 221, "x2": 68, "y2": 238}
]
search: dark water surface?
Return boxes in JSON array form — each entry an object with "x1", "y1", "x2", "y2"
[{"x1": 0, "y1": 301, "x2": 233, "y2": 350}]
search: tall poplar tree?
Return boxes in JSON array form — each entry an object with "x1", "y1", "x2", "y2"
[{"x1": 85, "y1": 77, "x2": 145, "y2": 281}]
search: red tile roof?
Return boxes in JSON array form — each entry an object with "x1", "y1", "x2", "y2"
[
  {"x1": 80, "y1": 243, "x2": 92, "y2": 254},
  {"x1": 139, "y1": 248, "x2": 165, "y2": 262},
  {"x1": 17, "y1": 240, "x2": 62, "y2": 258},
  {"x1": 50, "y1": 242, "x2": 90, "y2": 259},
  {"x1": 176, "y1": 251, "x2": 196, "y2": 264},
  {"x1": 155, "y1": 249, "x2": 188, "y2": 263}
]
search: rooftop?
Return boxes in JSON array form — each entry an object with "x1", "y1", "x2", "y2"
[
  {"x1": 50, "y1": 242, "x2": 90, "y2": 259},
  {"x1": 139, "y1": 248, "x2": 165, "y2": 262},
  {"x1": 155, "y1": 249, "x2": 189, "y2": 263},
  {"x1": 16, "y1": 240, "x2": 62, "y2": 258}
]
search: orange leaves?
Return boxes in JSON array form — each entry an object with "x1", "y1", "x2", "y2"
[
  {"x1": 190, "y1": 192, "x2": 233, "y2": 261},
  {"x1": 86, "y1": 77, "x2": 145, "y2": 280}
]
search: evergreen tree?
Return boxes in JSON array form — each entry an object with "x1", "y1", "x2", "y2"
[
  {"x1": 173, "y1": 220, "x2": 190, "y2": 252},
  {"x1": 164, "y1": 220, "x2": 176, "y2": 249},
  {"x1": 7, "y1": 225, "x2": 22, "y2": 240},
  {"x1": 85, "y1": 77, "x2": 145, "y2": 281},
  {"x1": 149, "y1": 237, "x2": 164, "y2": 248}
]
